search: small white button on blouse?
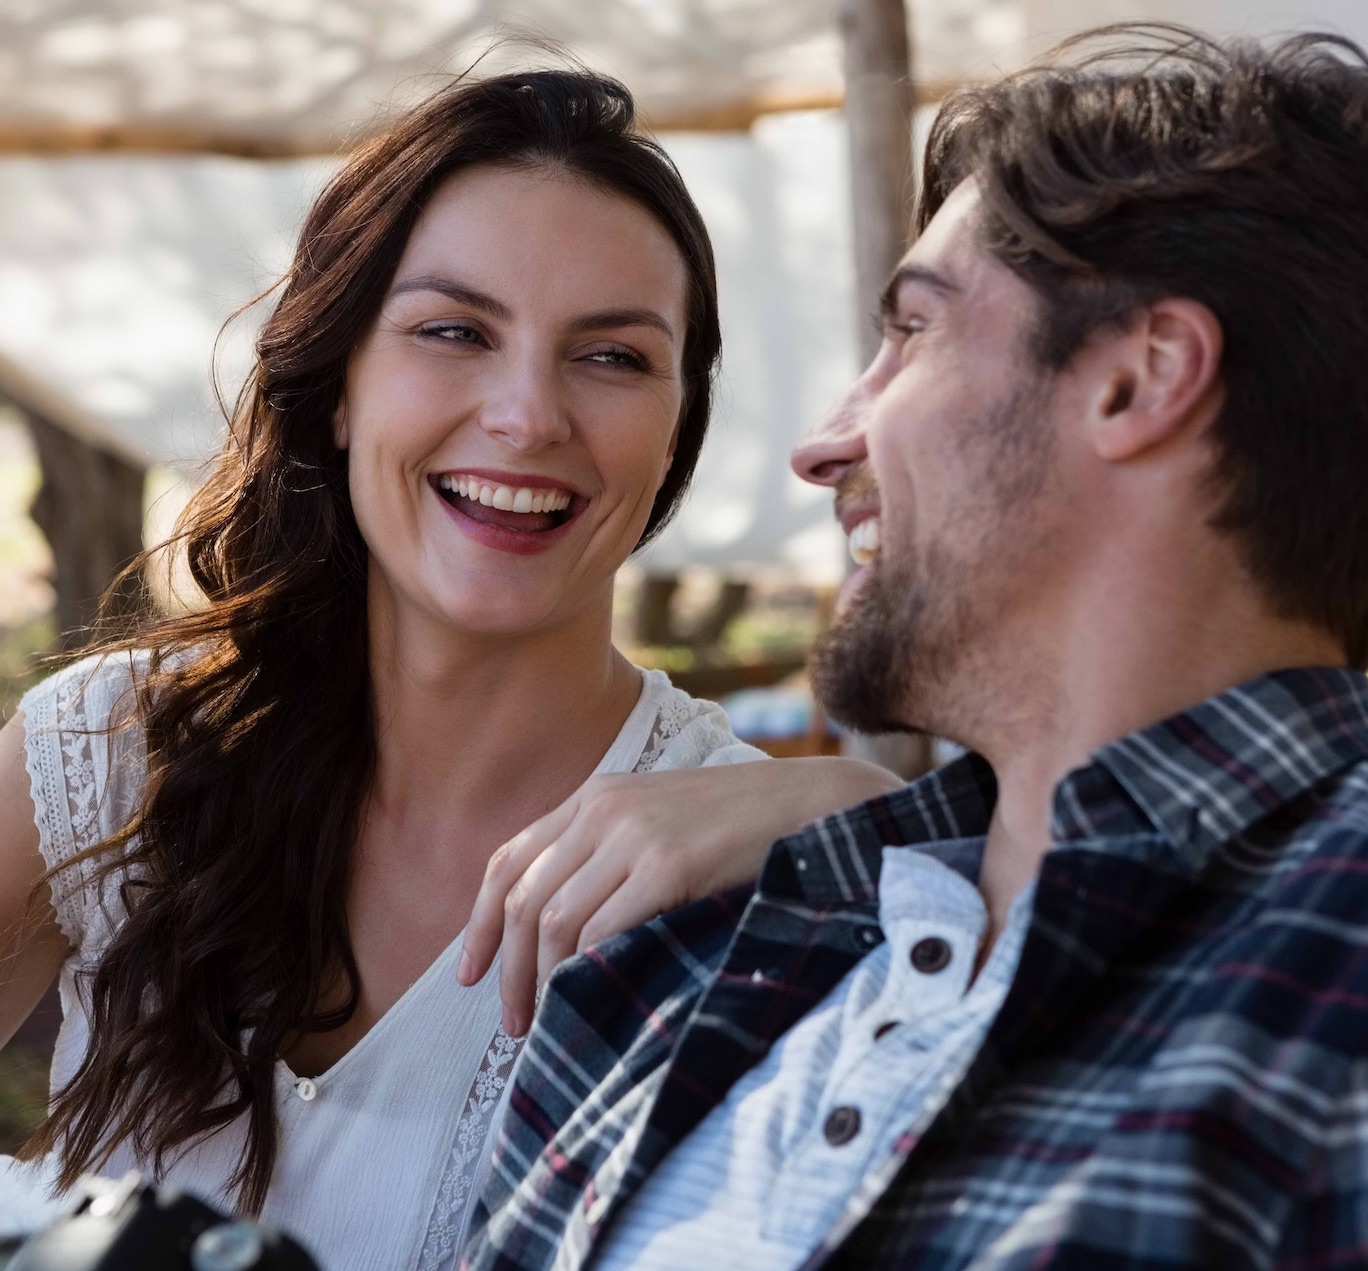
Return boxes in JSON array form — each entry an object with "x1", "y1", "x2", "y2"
[{"x1": 295, "y1": 1078, "x2": 318, "y2": 1103}]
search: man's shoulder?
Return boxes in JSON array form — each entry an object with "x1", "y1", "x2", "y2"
[
  {"x1": 1236, "y1": 752, "x2": 1368, "y2": 908},
  {"x1": 530, "y1": 884, "x2": 750, "y2": 1086},
  {"x1": 468, "y1": 886, "x2": 751, "y2": 1267}
]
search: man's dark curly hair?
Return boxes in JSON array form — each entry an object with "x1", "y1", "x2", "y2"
[{"x1": 921, "y1": 24, "x2": 1368, "y2": 666}]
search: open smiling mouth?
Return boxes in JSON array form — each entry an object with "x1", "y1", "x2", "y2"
[{"x1": 432, "y1": 473, "x2": 580, "y2": 536}]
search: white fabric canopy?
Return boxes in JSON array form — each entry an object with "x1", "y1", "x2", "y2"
[
  {"x1": 1, "y1": 0, "x2": 1364, "y2": 579},
  {"x1": 3, "y1": 0, "x2": 1364, "y2": 147},
  {"x1": 0, "y1": 0, "x2": 843, "y2": 148}
]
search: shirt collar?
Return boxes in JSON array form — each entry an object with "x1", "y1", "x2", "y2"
[
  {"x1": 768, "y1": 667, "x2": 1368, "y2": 907},
  {"x1": 1059, "y1": 666, "x2": 1368, "y2": 865},
  {"x1": 761, "y1": 751, "x2": 996, "y2": 908}
]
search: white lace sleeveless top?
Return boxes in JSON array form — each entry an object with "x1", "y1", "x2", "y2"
[{"x1": 16, "y1": 652, "x2": 764, "y2": 1271}]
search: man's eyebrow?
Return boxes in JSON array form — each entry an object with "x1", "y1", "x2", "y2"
[
  {"x1": 387, "y1": 275, "x2": 514, "y2": 322},
  {"x1": 565, "y1": 308, "x2": 676, "y2": 340},
  {"x1": 879, "y1": 264, "x2": 960, "y2": 316}
]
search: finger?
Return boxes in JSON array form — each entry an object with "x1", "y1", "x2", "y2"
[
  {"x1": 533, "y1": 847, "x2": 634, "y2": 990},
  {"x1": 574, "y1": 866, "x2": 689, "y2": 957},
  {"x1": 459, "y1": 796, "x2": 579, "y2": 986},
  {"x1": 496, "y1": 821, "x2": 600, "y2": 1035}
]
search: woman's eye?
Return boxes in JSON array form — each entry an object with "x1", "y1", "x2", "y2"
[
  {"x1": 583, "y1": 347, "x2": 649, "y2": 371},
  {"x1": 420, "y1": 323, "x2": 485, "y2": 345}
]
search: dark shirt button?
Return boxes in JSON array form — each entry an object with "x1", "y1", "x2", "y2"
[
  {"x1": 910, "y1": 936, "x2": 952, "y2": 974},
  {"x1": 873, "y1": 1020, "x2": 899, "y2": 1041},
  {"x1": 854, "y1": 925, "x2": 882, "y2": 951},
  {"x1": 823, "y1": 1105, "x2": 862, "y2": 1146}
]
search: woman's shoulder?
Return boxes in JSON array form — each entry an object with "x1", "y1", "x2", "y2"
[
  {"x1": 633, "y1": 669, "x2": 768, "y2": 773},
  {"x1": 18, "y1": 647, "x2": 155, "y2": 737}
]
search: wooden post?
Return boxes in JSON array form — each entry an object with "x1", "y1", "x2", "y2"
[
  {"x1": 838, "y1": 0, "x2": 935, "y2": 779},
  {"x1": 840, "y1": 0, "x2": 917, "y2": 366},
  {"x1": 26, "y1": 417, "x2": 147, "y2": 650},
  {"x1": 0, "y1": 355, "x2": 149, "y2": 650}
]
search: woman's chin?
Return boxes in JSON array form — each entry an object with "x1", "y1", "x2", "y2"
[
  {"x1": 430, "y1": 592, "x2": 568, "y2": 639},
  {"x1": 422, "y1": 565, "x2": 615, "y2": 640}
]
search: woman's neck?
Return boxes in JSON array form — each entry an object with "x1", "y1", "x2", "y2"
[{"x1": 363, "y1": 583, "x2": 641, "y2": 835}]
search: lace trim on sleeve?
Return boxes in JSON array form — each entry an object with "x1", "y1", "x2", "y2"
[
  {"x1": 21, "y1": 666, "x2": 102, "y2": 950},
  {"x1": 633, "y1": 677, "x2": 758, "y2": 774},
  {"x1": 20, "y1": 655, "x2": 141, "y2": 954},
  {"x1": 632, "y1": 685, "x2": 699, "y2": 773}
]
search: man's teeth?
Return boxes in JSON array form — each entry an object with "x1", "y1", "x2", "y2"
[
  {"x1": 436, "y1": 474, "x2": 573, "y2": 514},
  {"x1": 848, "y1": 517, "x2": 880, "y2": 566}
]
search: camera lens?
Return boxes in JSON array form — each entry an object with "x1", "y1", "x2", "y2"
[{"x1": 191, "y1": 1223, "x2": 266, "y2": 1271}]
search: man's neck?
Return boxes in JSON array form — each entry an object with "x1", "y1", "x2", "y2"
[{"x1": 967, "y1": 551, "x2": 1346, "y2": 941}]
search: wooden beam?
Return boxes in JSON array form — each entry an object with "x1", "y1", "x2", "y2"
[
  {"x1": 0, "y1": 80, "x2": 965, "y2": 155},
  {"x1": 0, "y1": 123, "x2": 344, "y2": 160}
]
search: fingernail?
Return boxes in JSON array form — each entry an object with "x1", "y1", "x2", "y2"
[
  {"x1": 456, "y1": 953, "x2": 473, "y2": 985},
  {"x1": 501, "y1": 1007, "x2": 520, "y2": 1037}
]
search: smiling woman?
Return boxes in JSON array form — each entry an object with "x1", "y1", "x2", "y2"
[
  {"x1": 339, "y1": 163, "x2": 689, "y2": 620},
  {"x1": 0, "y1": 67, "x2": 899, "y2": 1271}
]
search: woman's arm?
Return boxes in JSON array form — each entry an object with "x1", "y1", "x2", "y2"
[
  {"x1": 0, "y1": 715, "x2": 70, "y2": 1048},
  {"x1": 458, "y1": 755, "x2": 903, "y2": 1035}
]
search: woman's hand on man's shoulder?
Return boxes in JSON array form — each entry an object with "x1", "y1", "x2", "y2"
[{"x1": 457, "y1": 756, "x2": 903, "y2": 1036}]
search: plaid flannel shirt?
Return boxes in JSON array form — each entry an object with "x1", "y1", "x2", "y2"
[{"x1": 465, "y1": 667, "x2": 1368, "y2": 1271}]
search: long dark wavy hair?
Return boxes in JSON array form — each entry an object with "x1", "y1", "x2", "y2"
[{"x1": 18, "y1": 68, "x2": 721, "y2": 1212}]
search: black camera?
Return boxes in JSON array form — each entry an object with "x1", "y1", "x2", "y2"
[{"x1": 0, "y1": 1175, "x2": 319, "y2": 1271}]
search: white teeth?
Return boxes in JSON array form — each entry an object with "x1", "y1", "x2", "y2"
[
  {"x1": 848, "y1": 517, "x2": 880, "y2": 566},
  {"x1": 437, "y1": 475, "x2": 575, "y2": 516}
]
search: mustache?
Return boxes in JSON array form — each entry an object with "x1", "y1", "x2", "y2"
[{"x1": 833, "y1": 464, "x2": 881, "y2": 524}]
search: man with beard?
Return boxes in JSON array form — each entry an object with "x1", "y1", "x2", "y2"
[{"x1": 465, "y1": 24, "x2": 1368, "y2": 1271}]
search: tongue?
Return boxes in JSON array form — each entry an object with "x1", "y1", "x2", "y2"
[{"x1": 452, "y1": 493, "x2": 559, "y2": 533}]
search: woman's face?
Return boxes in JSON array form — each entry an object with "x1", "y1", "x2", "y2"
[{"x1": 338, "y1": 164, "x2": 690, "y2": 639}]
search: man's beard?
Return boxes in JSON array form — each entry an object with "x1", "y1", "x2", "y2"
[
  {"x1": 809, "y1": 535, "x2": 958, "y2": 736},
  {"x1": 809, "y1": 375, "x2": 1055, "y2": 739}
]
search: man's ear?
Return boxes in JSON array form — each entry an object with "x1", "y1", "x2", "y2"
[
  {"x1": 1090, "y1": 298, "x2": 1224, "y2": 463},
  {"x1": 332, "y1": 400, "x2": 349, "y2": 451}
]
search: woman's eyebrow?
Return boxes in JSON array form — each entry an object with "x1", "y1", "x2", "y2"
[
  {"x1": 387, "y1": 279, "x2": 673, "y2": 341},
  {"x1": 566, "y1": 309, "x2": 676, "y2": 339},
  {"x1": 388, "y1": 275, "x2": 513, "y2": 321}
]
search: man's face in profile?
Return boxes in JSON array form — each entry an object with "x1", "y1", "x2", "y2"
[{"x1": 809, "y1": 182, "x2": 1071, "y2": 743}]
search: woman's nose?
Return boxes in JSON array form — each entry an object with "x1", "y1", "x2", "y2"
[
  {"x1": 791, "y1": 380, "x2": 872, "y2": 488},
  {"x1": 478, "y1": 366, "x2": 572, "y2": 452}
]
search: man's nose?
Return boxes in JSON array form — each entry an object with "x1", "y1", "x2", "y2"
[
  {"x1": 791, "y1": 380, "x2": 871, "y2": 488},
  {"x1": 479, "y1": 363, "x2": 572, "y2": 452}
]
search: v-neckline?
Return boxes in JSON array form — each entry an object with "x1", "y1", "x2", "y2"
[{"x1": 277, "y1": 927, "x2": 475, "y2": 1088}]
